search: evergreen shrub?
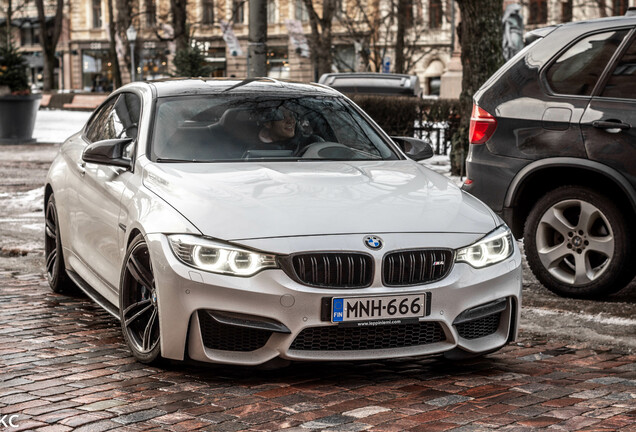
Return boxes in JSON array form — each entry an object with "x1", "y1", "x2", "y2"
[
  {"x1": 0, "y1": 43, "x2": 30, "y2": 94},
  {"x1": 347, "y1": 94, "x2": 461, "y2": 138}
]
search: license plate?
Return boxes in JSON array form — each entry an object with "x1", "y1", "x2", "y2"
[{"x1": 331, "y1": 294, "x2": 426, "y2": 323}]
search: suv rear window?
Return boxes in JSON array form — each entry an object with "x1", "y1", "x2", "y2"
[{"x1": 546, "y1": 30, "x2": 629, "y2": 96}]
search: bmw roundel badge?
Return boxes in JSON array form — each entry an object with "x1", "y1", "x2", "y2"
[{"x1": 364, "y1": 235, "x2": 383, "y2": 250}]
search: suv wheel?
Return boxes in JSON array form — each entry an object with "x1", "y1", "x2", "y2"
[{"x1": 524, "y1": 186, "x2": 633, "y2": 298}]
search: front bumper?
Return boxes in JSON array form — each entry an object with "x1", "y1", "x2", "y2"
[{"x1": 146, "y1": 233, "x2": 522, "y2": 365}]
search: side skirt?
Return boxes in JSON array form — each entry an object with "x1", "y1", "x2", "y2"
[{"x1": 66, "y1": 269, "x2": 121, "y2": 320}]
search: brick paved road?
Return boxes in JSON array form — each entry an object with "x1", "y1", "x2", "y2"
[{"x1": 1, "y1": 271, "x2": 635, "y2": 432}]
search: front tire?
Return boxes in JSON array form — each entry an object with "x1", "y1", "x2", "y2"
[
  {"x1": 524, "y1": 186, "x2": 633, "y2": 298},
  {"x1": 120, "y1": 234, "x2": 162, "y2": 364},
  {"x1": 44, "y1": 194, "x2": 74, "y2": 293}
]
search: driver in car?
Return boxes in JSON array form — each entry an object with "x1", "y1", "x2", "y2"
[{"x1": 253, "y1": 107, "x2": 323, "y2": 154}]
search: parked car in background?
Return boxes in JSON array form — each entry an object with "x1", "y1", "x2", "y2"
[
  {"x1": 319, "y1": 72, "x2": 422, "y2": 97},
  {"x1": 45, "y1": 78, "x2": 521, "y2": 365},
  {"x1": 463, "y1": 12, "x2": 636, "y2": 299}
]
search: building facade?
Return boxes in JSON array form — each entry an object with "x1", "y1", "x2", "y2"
[{"x1": 2, "y1": 0, "x2": 634, "y2": 94}]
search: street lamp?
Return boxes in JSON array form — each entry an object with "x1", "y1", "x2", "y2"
[{"x1": 126, "y1": 24, "x2": 137, "y2": 82}]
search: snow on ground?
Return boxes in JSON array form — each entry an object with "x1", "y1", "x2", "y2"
[
  {"x1": 0, "y1": 188, "x2": 43, "y2": 214},
  {"x1": 33, "y1": 109, "x2": 91, "y2": 144}
]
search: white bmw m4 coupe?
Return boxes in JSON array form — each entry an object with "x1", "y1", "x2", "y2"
[{"x1": 45, "y1": 78, "x2": 521, "y2": 365}]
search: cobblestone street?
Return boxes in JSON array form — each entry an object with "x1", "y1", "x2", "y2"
[{"x1": 1, "y1": 271, "x2": 635, "y2": 431}]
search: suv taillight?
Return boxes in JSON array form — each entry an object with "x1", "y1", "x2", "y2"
[{"x1": 469, "y1": 104, "x2": 497, "y2": 144}]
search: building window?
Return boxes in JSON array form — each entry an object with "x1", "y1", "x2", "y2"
[
  {"x1": 613, "y1": 0, "x2": 628, "y2": 15},
  {"x1": 140, "y1": 48, "x2": 170, "y2": 80},
  {"x1": 20, "y1": 27, "x2": 34, "y2": 46},
  {"x1": 333, "y1": 45, "x2": 355, "y2": 72},
  {"x1": 267, "y1": 0, "x2": 276, "y2": 23},
  {"x1": 92, "y1": 0, "x2": 103, "y2": 28},
  {"x1": 233, "y1": 0, "x2": 245, "y2": 24},
  {"x1": 82, "y1": 49, "x2": 114, "y2": 91},
  {"x1": 295, "y1": 0, "x2": 309, "y2": 21},
  {"x1": 428, "y1": 77, "x2": 441, "y2": 96},
  {"x1": 205, "y1": 47, "x2": 227, "y2": 77},
  {"x1": 267, "y1": 46, "x2": 289, "y2": 79},
  {"x1": 145, "y1": 0, "x2": 156, "y2": 26},
  {"x1": 529, "y1": 0, "x2": 547, "y2": 25},
  {"x1": 202, "y1": 0, "x2": 214, "y2": 24},
  {"x1": 561, "y1": 0, "x2": 572, "y2": 22},
  {"x1": 429, "y1": 0, "x2": 442, "y2": 29}
]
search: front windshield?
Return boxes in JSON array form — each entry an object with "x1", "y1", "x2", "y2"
[{"x1": 151, "y1": 94, "x2": 399, "y2": 162}]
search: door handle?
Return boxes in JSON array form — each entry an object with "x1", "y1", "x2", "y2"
[{"x1": 592, "y1": 120, "x2": 631, "y2": 133}]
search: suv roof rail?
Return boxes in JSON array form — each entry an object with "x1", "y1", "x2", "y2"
[{"x1": 626, "y1": 7, "x2": 636, "y2": 16}]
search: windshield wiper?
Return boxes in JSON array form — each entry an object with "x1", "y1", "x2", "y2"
[
  {"x1": 223, "y1": 77, "x2": 281, "y2": 92},
  {"x1": 156, "y1": 157, "x2": 198, "y2": 163}
]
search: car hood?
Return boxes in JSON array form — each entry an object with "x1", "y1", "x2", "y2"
[{"x1": 143, "y1": 160, "x2": 497, "y2": 241}]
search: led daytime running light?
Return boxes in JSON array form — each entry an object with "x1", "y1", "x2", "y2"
[
  {"x1": 169, "y1": 235, "x2": 278, "y2": 276},
  {"x1": 456, "y1": 226, "x2": 513, "y2": 268}
]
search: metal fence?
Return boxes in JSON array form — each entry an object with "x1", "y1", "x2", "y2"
[{"x1": 413, "y1": 122, "x2": 454, "y2": 155}]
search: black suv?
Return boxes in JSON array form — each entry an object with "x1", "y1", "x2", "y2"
[{"x1": 462, "y1": 12, "x2": 636, "y2": 298}]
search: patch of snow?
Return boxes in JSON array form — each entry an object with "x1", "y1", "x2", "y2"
[
  {"x1": 0, "y1": 187, "x2": 44, "y2": 213},
  {"x1": 528, "y1": 307, "x2": 636, "y2": 327}
]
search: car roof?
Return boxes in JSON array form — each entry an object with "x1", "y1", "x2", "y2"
[
  {"x1": 140, "y1": 77, "x2": 343, "y2": 98},
  {"x1": 536, "y1": 14, "x2": 636, "y2": 36}
]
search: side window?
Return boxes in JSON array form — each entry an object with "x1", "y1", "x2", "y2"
[
  {"x1": 84, "y1": 97, "x2": 117, "y2": 143},
  {"x1": 546, "y1": 30, "x2": 628, "y2": 96},
  {"x1": 84, "y1": 93, "x2": 141, "y2": 144},
  {"x1": 114, "y1": 93, "x2": 141, "y2": 140},
  {"x1": 601, "y1": 37, "x2": 636, "y2": 100}
]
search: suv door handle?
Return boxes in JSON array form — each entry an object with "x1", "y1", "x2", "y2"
[{"x1": 592, "y1": 120, "x2": 631, "y2": 133}]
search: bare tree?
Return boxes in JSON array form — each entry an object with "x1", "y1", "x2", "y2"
[
  {"x1": 1, "y1": 0, "x2": 32, "y2": 46},
  {"x1": 302, "y1": 0, "x2": 338, "y2": 79},
  {"x1": 170, "y1": 0, "x2": 188, "y2": 51},
  {"x1": 451, "y1": 0, "x2": 504, "y2": 175},
  {"x1": 393, "y1": 0, "x2": 408, "y2": 73},
  {"x1": 106, "y1": 0, "x2": 122, "y2": 87},
  {"x1": 337, "y1": 0, "x2": 433, "y2": 74},
  {"x1": 338, "y1": 0, "x2": 391, "y2": 72},
  {"x1": 33, "y1": 0, "x2": 63, "y2": 90}
]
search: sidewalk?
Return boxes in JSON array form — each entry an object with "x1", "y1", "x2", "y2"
[{"x1": 33, "y1": 110, "x2": 91, "y2": 145}]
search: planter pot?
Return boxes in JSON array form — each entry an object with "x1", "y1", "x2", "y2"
[{"x1": 0, "y1": 94, "x2": 42, "y2": 144}]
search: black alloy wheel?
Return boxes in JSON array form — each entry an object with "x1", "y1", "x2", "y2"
[
  {"x1": 120, "y1": 234, "x2": 162, "y2": 363},
  {"x1": 44, "y1": 194, "x2": 73, "y2": 293}
]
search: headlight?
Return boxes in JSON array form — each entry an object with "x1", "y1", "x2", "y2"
[
  {"x1": 456, "y1": 226, "x2": 514, "y2": 268},
  {"x1": 168, "y1": 234, "x2": 278, "y2": 276}
]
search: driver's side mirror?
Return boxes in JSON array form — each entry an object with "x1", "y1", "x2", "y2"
[
  {"x1": 82, "y1": 138, "x2": 134, "y2": 169},
  {"x1": 392, "y1": 136, "x2": 434, "y2": 161}
]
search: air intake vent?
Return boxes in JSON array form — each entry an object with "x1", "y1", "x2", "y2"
[
  {"x1": 198, "y1": 311, "x2": 272, "y2": 352},
  {"x1": 383, "y1": 249, "x2": 453, "y2": 286},
  {"x1": 456, "y1": 313, "x2": 501, "y2": 340},
  {"x1": 289, "y1": 253, "x2": 373, "y2": 288},
  {"x1": 290, "y1": 321, "x2": 445, "y2": 351}
]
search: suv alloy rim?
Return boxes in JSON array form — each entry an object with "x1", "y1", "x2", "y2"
[{"x1": 536, "y1": 199, "x2": 614, "y2": 286}]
